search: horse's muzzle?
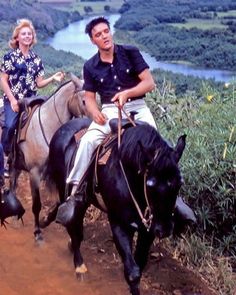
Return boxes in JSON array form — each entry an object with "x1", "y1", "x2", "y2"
[{"x1": 153, "y1": 221, "x2": 174, "y2": 239}]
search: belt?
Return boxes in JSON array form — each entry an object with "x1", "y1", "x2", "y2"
[{"x1": 101, "y1": 96, "x2": 144, "y2": 104}]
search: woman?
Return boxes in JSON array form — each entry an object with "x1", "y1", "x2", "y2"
[{"x1": 0, "y1": 19, "x2": 64, "y2": 159}]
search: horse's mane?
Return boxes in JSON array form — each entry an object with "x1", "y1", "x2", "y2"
[
  {"x1": 119, "y1": 124, "x2": 173, "y2": 173},
  {"x1": 120, "y1": 124, "x2": 169, "y2": 166},
  {"x1": 47, "y1": 80, "x2": 72, "y2": 99}
]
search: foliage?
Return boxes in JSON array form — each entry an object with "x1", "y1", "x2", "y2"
[
  {"x1": 0, "y1": 0, "x2": 82, "y2": 39},
  {"x1": 146, "y1": 80, "x2": 236, "y2": 257},
  {"x1": 168, "y1": 235, "x2": 236, "y2": 295},
  {"x1": 151, "y1": 68, "x2": 224, "y2": 97},
  {"x1": 116, "y1": 0, "x2": 236, "y2": 70}
]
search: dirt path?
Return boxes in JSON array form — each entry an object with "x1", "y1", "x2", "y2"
[{"x1": 0, "y1": 173, "x2": 216, "y2": 295}]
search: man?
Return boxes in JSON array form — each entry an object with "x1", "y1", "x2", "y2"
[
  {"x1": 57, "y1": 17, "x2": 196, "y2": 231},
  {"x1": 66, "y1": 16, "x2": 156, "y2": 194}
]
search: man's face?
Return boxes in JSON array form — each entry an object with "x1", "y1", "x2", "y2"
[{"x1": 90, "y1": 22, "x2": 113, "y2": 51}]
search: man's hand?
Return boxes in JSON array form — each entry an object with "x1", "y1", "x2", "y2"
[
  {"x1": 52, "y1": 72, "x2": 65, "y2": 82},
  {"x1": 92, "y1": 109, "x2": 107, "y2": 125},
  {"x1": 111, "y1": 90, "x2": 129, "y2": 107}
]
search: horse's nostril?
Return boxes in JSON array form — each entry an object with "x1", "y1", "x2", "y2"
[{"x1": 154, "y1": 224, "x2": 172, "y2": 239}]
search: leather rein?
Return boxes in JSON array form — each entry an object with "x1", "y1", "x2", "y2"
[
  {"x1": 38, "y1": 84, "x2": 83, "y2": 147},
  {"x1": 117, "y1": 106, "x2": 154, "y2": 231}
]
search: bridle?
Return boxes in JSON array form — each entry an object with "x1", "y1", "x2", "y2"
[
  {"x1": 38, "y1": 82, "x2": 84, "y2": 147},
  {"x1": 117, "y1": 106, "x2": 156, "y2": 231}
]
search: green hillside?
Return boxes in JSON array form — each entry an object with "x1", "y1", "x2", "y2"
[{"x1": 116, "y1": 0, "x2": 236, "y2": 70}]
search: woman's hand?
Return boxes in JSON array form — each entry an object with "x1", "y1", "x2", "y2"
[
  {"x1": 52, "y1": 72, "x2": 65, "y2": 82},
  {"x1": 10, "y1": 98, "x2": 19, "y2": 112}
]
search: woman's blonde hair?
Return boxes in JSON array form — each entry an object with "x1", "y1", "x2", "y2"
[{"x1": 9, "y1": 19, "x2": 37, "y2": 49}]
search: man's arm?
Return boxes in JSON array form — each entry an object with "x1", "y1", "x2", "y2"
[
  {"x1": 111, "y1": 68, "x2": 155, "y2": 106},
  {"x1": 85, "y1": 91, "x2": 107, "y2": 125}
]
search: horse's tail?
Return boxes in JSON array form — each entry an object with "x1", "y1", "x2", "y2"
[{"x1": 42, "y1": 157, "x2": 58, "y2": 196}]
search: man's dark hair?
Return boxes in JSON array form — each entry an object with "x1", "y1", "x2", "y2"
[{"x1": 85, "y1": 17, "x2": 110, "y2": 38}]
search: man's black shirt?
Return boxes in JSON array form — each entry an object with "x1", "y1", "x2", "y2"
[{"x1": 83, "y1": 44, "x2": 149, "y2": 104}]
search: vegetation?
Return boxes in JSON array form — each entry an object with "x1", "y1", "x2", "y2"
[
  {"x1": 116, "y1": 0, "x2": 236, "y2": 70},
  {"x1": 0, "y1": 0, "x2": 235, "y2": 293},
  {"x1": 0, "y1": 0, "x2": 82, "y2": 38},
  {"x1": 41, "y1": 0, "x2": 123, "y2": 15},
  {"x1": 145, "y1": 80, "x2": 236, "y2": 294}
]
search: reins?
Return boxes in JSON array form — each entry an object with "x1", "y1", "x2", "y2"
[
  {"x1": 38, "y1": 81, "x2": 83, "y2": 147},
  {"x1": 117, "y1": 105, "x2": 153, "y2": 231}
]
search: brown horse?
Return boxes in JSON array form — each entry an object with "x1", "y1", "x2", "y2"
[{"x1": 10, "y1": 74, "x2": 86, "y2": 241}]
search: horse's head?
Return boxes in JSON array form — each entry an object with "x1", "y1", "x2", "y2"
[
  {"x1": 120, "y1": 124, "x2": 186, "y2": 239},
  {"x1": 68, "y1": 73, "x2": 88, "y2": 117},
  {"x1": 144, "y1": 134, "x2": 186, "y2": 239}
]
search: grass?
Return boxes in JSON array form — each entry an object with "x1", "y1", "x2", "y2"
[
  {"x1": 217, "y1": 10, "x2": 236, "y2": 17},
  {"x1": 168, "y1": 234, "x2": 236, "y2": 295},
  {"x1": 40, "y1": 0, "x2": 124, "y2": 15},
  {"x1": 144, "y1": 78, "x2": 236, "y2": 294},
  {"x1": 72, "y1": 0, "x2": 123, "y2": 15},
  {"x1": 170, "y1": 18, "x2": 226, "y2": 30}
]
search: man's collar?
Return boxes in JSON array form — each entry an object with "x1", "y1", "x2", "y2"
[{"x1": 93, "y1": 44, "x2": 118, "y2": 66}]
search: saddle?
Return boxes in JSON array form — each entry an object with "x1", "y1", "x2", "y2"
[
  {"x1": 73, "y1": 118, "x2": 135, "y2": 166},
  {"x1": 17, "y1": 96, "x2": 47, "y2": 143},
  {"x1": 66, "y1": 118, "x2": 136, "y2": 209}
]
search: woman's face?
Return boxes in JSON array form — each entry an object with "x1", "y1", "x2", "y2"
[{"x1": 16, "y1": 26, "x2": 33, "y2": 48}]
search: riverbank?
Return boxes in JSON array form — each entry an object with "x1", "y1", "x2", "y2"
[{"x1": 46, "y1": 13, "x2": 235, "y2": 83}]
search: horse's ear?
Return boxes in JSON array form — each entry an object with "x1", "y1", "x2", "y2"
[
  {"x1": 70, "y1": 73, "x2": 84, "y2": 90},
  {"x1": 174, "y1": 134, "x2": 186, "y2": 163}
]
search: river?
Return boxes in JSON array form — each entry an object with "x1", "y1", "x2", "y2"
[{"x1": 47, "y1": 14, "x2": 236, "y2": 83}]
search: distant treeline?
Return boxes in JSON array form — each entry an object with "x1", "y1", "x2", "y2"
[
  {"x1": 116, "y1": 0, "x2": 236, "y2": 70},
  {"x1": 0, "y1": 0, "x2": 82, "y2": 39}
]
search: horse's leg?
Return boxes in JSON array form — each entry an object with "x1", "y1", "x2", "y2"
[
  {"x1": 134, "y1": 229, "x2": 155, "y2": 272},
  {"x1": 29, "y1": 168, "x2": 42, "y2": 241},
  {"x1": 110, "y1": 222, "x2": 141, "y2": 295},
  {"x1": 39, "y1": 180, "x2": 66, "y2": 228},
  {"x1": 9, "y1": 167, "x2": 21, "y2": 193},
  {"x1": 66, "y1": 201, "x2": 88, "y2": 280},
  {"x1": 39, "y1": 201, "x2": 60, "y2": 228}
]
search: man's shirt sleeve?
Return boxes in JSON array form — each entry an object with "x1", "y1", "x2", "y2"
[
  {"x1": 83, "y1": 63, "x2": 96, "y2": 93},
  {"x1": 0, "y1": 53, "x2": 14, "y2": 75},
  {"x1": 126, "y1": 46, "x2": 149, "y2": 75}
]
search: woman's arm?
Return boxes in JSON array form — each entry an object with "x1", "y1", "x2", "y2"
[
  {"x1": 36, "y1": 71, "x2": 65, "y2": 88},
  {"x1": 0, "y1": 72, "x2": 19, "y2": 112}
]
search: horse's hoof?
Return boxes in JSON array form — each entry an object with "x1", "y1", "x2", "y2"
[
  {"x1": 34, "y1": 230, "x2": 44, "y2": 244},
  {"x1": 75, "y1": 264, "x2": 88, "y2": 281}
]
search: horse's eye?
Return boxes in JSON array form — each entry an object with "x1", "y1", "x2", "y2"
[
  {"x1": 146, "y1": 177, "x2": 156, "y2": 187},
  {"x1": 167, "y1": 181, "x2": 172, "y2": 187}
]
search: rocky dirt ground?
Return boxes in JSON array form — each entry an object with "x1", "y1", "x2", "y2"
[{"x1": 0, "y1": 173, "x2": 217, "y2": 295}]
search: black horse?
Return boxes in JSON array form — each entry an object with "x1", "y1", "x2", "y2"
[{"x1": 44, "y1": 118, "x2": 187, "y2": 295}]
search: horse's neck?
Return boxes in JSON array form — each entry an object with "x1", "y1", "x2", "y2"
[{"x1": 39, "y1": 82, "x2": 74, "y2": 137}]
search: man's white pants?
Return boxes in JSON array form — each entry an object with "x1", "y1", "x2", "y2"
[{"x1": 66, "y1": 99, "x2": 156, "y2": 185}]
